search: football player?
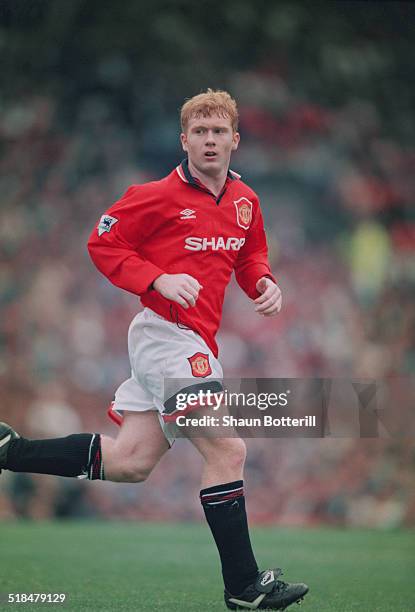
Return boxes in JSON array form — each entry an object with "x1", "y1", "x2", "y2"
[{"x1": 1, "y1": 89, "x2": 308, "y2": 610}]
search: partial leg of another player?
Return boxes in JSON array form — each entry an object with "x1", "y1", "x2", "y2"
[{"x1": 187, "y1": 434, "x2": 309, "y2": 610}]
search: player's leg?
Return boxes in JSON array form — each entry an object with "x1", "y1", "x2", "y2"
[
  {"x1": 0, "y1": 410, "x2": 168, "y2": 483},
  {"x1": 138, "y1": 310, "x2": 308, "y2": 608},
  {"x1": 0, "y1": 420, "x2": 105, "y2": 479},
  {"x1": 188, "y1": 435, "x2": 258, "y2": 595},
  {"x1": 187, "y1": 434, "x2": 308, "y2": 610}
]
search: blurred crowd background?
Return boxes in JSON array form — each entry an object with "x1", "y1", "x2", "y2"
[{"x1": 0, "y1": 1, "x2": 414, "y2": 527}]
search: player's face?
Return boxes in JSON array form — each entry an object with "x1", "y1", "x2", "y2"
[{"x1": 181, "y1": 115, "x2": 240, "y2": 176}]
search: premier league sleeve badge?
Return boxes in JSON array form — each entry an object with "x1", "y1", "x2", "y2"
[{"x1": 97, "y1": 214, "x2": 119, "y2": 236}]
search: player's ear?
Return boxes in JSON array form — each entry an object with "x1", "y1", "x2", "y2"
[
  {"x1": 180, "y1": 132, "x2": 188, "y2": 152},
  {"x1": 231, "y1": 131, "x2": 240, "y2": 151}
]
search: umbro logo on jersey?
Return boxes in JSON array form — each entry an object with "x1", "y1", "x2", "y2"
[{"x1": 180, "y1": 209, "x2": 196, "y2": 219}]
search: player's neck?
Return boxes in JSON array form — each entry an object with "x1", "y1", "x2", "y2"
[{"x1": 187, "y1": 160, "x2": 227, "y2": 197}]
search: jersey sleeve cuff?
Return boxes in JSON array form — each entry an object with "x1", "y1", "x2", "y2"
[
  {"x1": 137, "y1": 263, "x2": 166, "y2": 295},
  {"x1": 244, "y1": 265, "x2": 277, "y2": 299}
]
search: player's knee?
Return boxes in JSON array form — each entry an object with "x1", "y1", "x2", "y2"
[
  {"x1": 205, "y1": 437, "x2": 246, "y2": 472},
  {"x1": 226, "y1": 438, "x2": 246, "y2": 472}
]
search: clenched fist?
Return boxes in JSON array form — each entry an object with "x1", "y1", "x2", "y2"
[
  {"x1": 153, "y1": 273, "x2": 203, "y2": 309},
  {"x1": 254, "y1": 277, "x2": 282, "y2": 316}
]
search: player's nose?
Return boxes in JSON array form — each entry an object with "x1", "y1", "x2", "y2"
[{"x1": 206, "y1": 130, "x2": 216, "y2": 143}]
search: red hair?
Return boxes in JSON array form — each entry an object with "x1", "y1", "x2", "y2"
[{"x1": 180, "y1": 88, "x2": 239, "y2": 133}]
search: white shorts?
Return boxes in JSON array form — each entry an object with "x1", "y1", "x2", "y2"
[{"x1": 108, "y1": 308, "x2": 223, "y2": 445}]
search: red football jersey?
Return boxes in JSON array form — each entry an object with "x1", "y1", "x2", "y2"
[{"x1": 88, "y1": 160, "x2": 276, "y2": 357}]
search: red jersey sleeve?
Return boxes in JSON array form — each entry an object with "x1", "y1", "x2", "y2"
[
  {"x1": 87, "y1": 185, "x2": 165, "y2": 296},
  {"x1": 234, "y1": 201, "x2": 276, "y2": 299}
]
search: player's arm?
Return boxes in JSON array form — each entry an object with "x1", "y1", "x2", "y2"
[
  {"x1": 88, "y1": 186, "x2": 201, "y2": 307},
  {"x1": 88, "y1": 185, "x2": 165, "y2": 295},
  {"x1": 234, "y1": 202, "x2": 282, "y2": 316}
]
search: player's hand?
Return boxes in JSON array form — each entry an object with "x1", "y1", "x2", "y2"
[
  {"x1": 153, "y1": 273, "x2": 203, "y2": 309},
  {"x1": 254, "y1": 277, "x2": 282, "y2": 316}
]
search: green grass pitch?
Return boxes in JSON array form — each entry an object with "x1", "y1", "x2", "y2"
[{"x1": 0, "y1": 522, "x2": 414, "y2": 611}]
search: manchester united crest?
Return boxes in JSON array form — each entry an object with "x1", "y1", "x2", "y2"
[
  {"x1": 234, "y1": 197, "x2": 253, "y2": 229},
  {"x1": 188, "y1": 352, "x2": 212, "y2": 378}
]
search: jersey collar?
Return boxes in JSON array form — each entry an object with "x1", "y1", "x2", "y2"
[{"x1": 175, "y1": 158, "x2": 241, "y2": 185}]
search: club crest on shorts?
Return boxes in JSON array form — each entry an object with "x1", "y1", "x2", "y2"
[
  {"x1": 188, "y1": 352, "x2": 212, "y2": 378},
  {"x1": 97, "y1": 214, "x2": 118, "y2": 236},
  {"x1": 234, "y1": 197, "x2": 253, "y2": 229}
]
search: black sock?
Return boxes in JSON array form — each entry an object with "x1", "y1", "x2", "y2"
[
  {"x1": 200, "y1": 480, "x2": 258, "y2": 595},
  {"x1": 6, "y1": 433, "x2": 105, "y2": 480}
]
